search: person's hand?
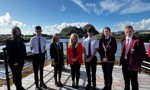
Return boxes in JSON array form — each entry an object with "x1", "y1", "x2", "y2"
[
  {"x1": 52, "y1": 61, "x2": 56, "y2": 66},
  {"x1": 72, "y1": 58, "x2": 77, "y2": 62},
  {"x1": 14, "y1": 62, "x2": 18, "y2": 66},
  {"x1": 102, "y1": 58, "x2": 108, "y2": 62},
  {"x1": 24, "y1": 60, "x2": 26, "y2": 64}
]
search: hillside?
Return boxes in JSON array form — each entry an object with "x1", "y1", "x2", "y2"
[{"x1": 60, "y1": 24, "x2": 99, "y2": 38}]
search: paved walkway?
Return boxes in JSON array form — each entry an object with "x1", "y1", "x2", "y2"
[{"x1": 0, "y1": 65, "x2": 150, "y2": 90}]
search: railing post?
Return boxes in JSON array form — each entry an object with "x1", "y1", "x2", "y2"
[{"x1": 2, "y1": 48, "x2": 10, "y2": 90}]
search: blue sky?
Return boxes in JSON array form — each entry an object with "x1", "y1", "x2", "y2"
[{"x1": 0, "y1": 0, "x2": 150, "y2": 35}]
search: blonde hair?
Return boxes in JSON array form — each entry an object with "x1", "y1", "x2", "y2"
[
  {"x1": 51, "y1": 33, "x2": 59, "y2": 43},
  {"x1": 68, "y1": 33, "x2": 79, "y2": 48}
]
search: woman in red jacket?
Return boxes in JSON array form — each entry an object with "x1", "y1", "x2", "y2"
[{"x1": 67, "y1": 33, "x2": 83, "y2": 88}]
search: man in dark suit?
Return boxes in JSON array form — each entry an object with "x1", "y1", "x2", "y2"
[{"x1": 120, "y1": 25, "x2": 146, "y2": 90}]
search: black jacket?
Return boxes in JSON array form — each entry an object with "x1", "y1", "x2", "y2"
[
  {"x1": 6, "y1": 37, "x2": 27, "y2": 64},
  {"x1": 98, "y1": 37, "x2": 117, "y2": 61},
  {"x1": 50, "y1": 42, "x2": 64, "y2": 65}
]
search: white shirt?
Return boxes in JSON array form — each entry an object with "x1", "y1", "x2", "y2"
[
  {"x1": 126, "y1": 36, "x2": 133, "y2": 46},
  {"x1": 83, "y1": 37, "x2": 99, "y2": 56},
  {"x1": 30, "y1": 36, "x2": 46, "y2": 54}
]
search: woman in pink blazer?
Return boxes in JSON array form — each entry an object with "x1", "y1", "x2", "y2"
[{"x1": 67, "y1": 33, "x2": 83, "y2": 88}]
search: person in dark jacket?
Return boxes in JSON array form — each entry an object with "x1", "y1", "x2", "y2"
[
  {"x1": 6, "y1": 26, "x2": 27, "y2": 90},
  {"x1": 98, "y1": 27, "x2": 117, "y2": 90},
  {"x1": 50, "y1": 33, "x2": 64, "y2": 87}
]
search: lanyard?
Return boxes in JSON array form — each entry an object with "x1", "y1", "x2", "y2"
[{"x1": 102, "y1": 38, "x2": 111, "y2": 57}]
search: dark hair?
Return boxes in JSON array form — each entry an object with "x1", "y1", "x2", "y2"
[
  {"x1": 125, "y1": 25, "x2": 133, "y2": 30},
  {"x1": 101, "y1": 27, "x2": 111, "y2": 40},
  {"x1": 83, "y1": 24, "x2": 95, "y2": 33},
  {"x1": 11, "y1": 26, "x2": 21, "y2": 39},
  {"x1": 35, "y1": 26, "x2": 41, "y2": 30}
]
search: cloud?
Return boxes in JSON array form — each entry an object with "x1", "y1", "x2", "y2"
[
  {"x1": 0, "y1": 12, "x2": 11, "y2": 26},
  {"x1": 0, "y1": 12, "x2": 26, "y2": 27},
  {"x1": 113, "y1": 18, "x2": 150, "y2": 31},
  {"x1": 42, "y1": 22, "x2": 88, "y2": 35},
  {"x1": 0, "y1": 12, "x2": 27, "y2": 35},
  {"x1": 72, "y1": 0, "x2": 103, "y2": 15},
  {"x1": 100, "y1": 0, "x2": 129, "y2": 14},
  {"x1": 71, "y1": 0, "x2": 90, "y2": 14},
  {"x1": 100, "y1": 0, "x2": 150, "y2": 15},
  {"x1": 86, "y1": 3, "x2": 103, "y2": 15},
  {"x1": 72, "y1": 0, "x2": 150, "y2": 15},
  {"x1": 12, "y1": 20, "x2": 26, "y2": 27},
  {"x1": 59, "y1": 4, "x2": 66, "y2": 11},
  {"x1": 120, "y1": 0, "x2": 150, "y2": 14}
]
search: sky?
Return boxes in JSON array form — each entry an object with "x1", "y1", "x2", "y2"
[{"x1": 0, "y1": 0, "x2": 150, "y2": 35}]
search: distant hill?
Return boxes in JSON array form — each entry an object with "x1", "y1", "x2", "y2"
[{"x1": 60, "y1": 25, "x2": 99, "y2": 38}]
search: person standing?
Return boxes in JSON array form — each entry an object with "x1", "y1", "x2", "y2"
[
  {"x1": 50, "y1": 33, "x2": 64, "y2": 87},
  {"x1": 67, "y1": 33, "x2": 83, "y2": 88},
  {"x1": 83, "y1": 24, "x2": 99, "y2": 90},
  {"x1": 98, "y1": 27, "x2": 117, "y2": 90},
  {"x1": 6, "y1": 26, "x2": 27, "y2": 90},
  {"x1": 120, "y1": 25, "x2": 146, "y2": 90},
  {"x1": 30, "y1": 26, "x2": 47, "y2": 89}
]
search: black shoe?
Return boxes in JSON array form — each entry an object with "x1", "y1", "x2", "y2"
[
  {"x1": 92, "y1": 86, "x2": 96, "y2": 90},
  {"x1": 40, "y1": 83, "x2": 47, "y2": 89},
  {"x1": 35, "y1": 85, "x2": 41, "y2": 90},
  {"x1": 55, "y1": 82, "x2": 60, "y2": 87},
  {"x1": 16, "y1": 86, "x2": 26, "y2": 90},
  {"x1": 75, "y1": 83, "x2": 79, "y2": 88},
  {"x1": 102, "y1": 87, "x2": 107, "y2": 90},
  {"x1": 59, "y1": 81, "x2": 63, "y2": 86},
  {"x1": 72, "y1": 82, "x2": 76, "y2": 88},
  {"x1": 84, "y1": 84, "x2": 91, "y2": 89}
]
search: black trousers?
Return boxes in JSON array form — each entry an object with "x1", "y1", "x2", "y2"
[
  {"x1": 54, "y1": 63, "x2": 63, "y2": 82},
  {"x1": 102, "y1": 62, "x2": 114, "y2": 90},
  {"x1": 32, "y1": 53, "x2": 45, "y2": 85},
  {"x1": 9, "y1": 63, "x2": 24, "y2": 89},
  {"x1": 122, "y1": 60, "x2": 139, "y2": 90},
  {"x1": 70, "y1": 61, "x2": 81, "y2": 84},
  {"x1": 85, "y1": 56, "x2": 97, "y2": 86}
]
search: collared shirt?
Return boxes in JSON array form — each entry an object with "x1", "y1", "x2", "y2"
[
  {"x1": 83, "y1": 37, "x2": 99, "y2": 56},
  {"x1": 105, "y1": 36, "x2": 109, "y2": 39},
  {"x1": 126, "y1": 36, "x2": 133, "y2": 46},
  {"x1": 30, "y1": 36, "x2": 46, "y2": 54}
]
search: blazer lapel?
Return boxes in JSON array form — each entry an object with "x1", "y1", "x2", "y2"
[{"x1": 127, "y1": 36, "x2": 135, "y2": 54}]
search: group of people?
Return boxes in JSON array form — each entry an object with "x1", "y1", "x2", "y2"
[{"x1": 6, "y1": 24, "x2": 146, "y2": 90}]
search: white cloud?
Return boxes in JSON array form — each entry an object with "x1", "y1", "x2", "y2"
[
  {"x1": 59, "y1": 4, "x2": 66, "y2": 11},
  {"x1": 72, "y1": 0, "x2": 150, "y2": 15},
  {"x1": 12, "y1": 20, "x2": 26, "y2": 27},
  {"x1": 0, "y1": 12, "x2": 27, "y2": 34},
  {"x1": 0, "y1": 12, "x2": 11, "y2": 26},
  {"x1": 72, "y1": 0, "x2": 103, "y2": 15},
  {"x1": 113, "y1": 18, "x2": 150, "y2": 31},
  {"x1": 42, "y1": 22, "x2": 88, "y2": 35},
  {"x1": 100, "y1": 0, "x2": 129, "y2": 14},
  {"x1": 86, "y1": 3, "x2": 103, "y2": 15},
  {"x1": 72, "y1": 0, "x2": 90, "y2": 14},
  {"x1": 99, "y1": 0, "x2": 150, "y2": 15},
  {"x1": 0, "y1": 12, "x2": 26, "y2": 27},
  {"x1": 120, "y1": 0, "x2": 150, "y2": 14}
]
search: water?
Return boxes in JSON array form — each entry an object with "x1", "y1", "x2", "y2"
[{"x1": 0, "y1": 39, "x2": 149, "y2": 77}]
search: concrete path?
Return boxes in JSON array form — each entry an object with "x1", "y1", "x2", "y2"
[{"x1": 0, "y1": 65, "x2": 150, "y2": 90}]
